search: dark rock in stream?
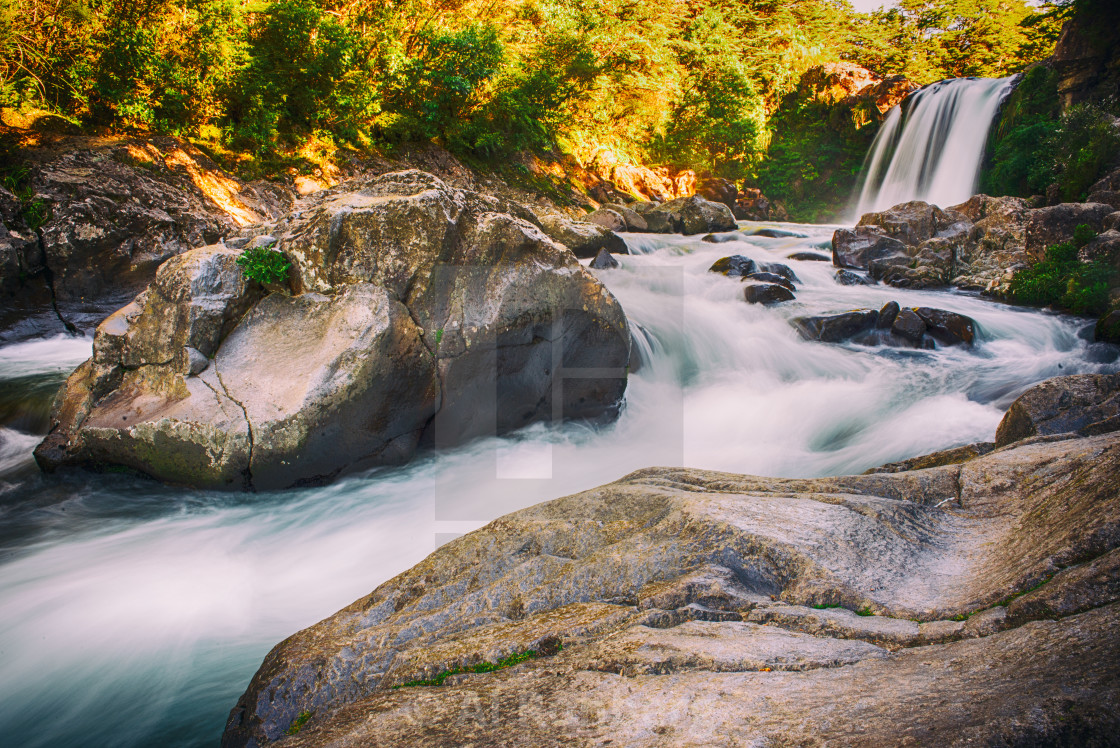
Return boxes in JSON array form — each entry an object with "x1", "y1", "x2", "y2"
[
  {"x1": 834, "y1": 269, "x2": 875, "y2": 286},
  {"x1": 792, "y1": 310, "x2": 878, "y2": 342},
  {"x1": 709, "y1": 255, "x2": 758, "y2": 277},
  {"x1": 743, "y1": 282, "x2": 795, "y2": 305},
  {"x1": 787, "y1": 251, "x2": 831, "y2": 262},
  {"x1": 589, "y1": 248, "x2": 620, "y2": 269},
  {"x1": 35, "y1": 171, "x2": 632, "y2": 490},
  {"x1": 222, "y1": 377, "x2": 1120, "y2": 747},
  {"x1": 632, "y1": 196, "x2": 737, "y2": 235},
  {"x1": 744, "y1": 272, "x2": 795, "y2": 292},
  {"x1": 793, "y1": 303, "x2": 975, "y2": 349}
]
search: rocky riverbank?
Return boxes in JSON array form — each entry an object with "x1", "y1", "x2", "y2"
[{"x1": 220, "y1": 372, "x2": 1119, "y2": 746}]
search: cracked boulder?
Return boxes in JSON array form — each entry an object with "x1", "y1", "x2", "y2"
[
  {"x1": 35, "y1": 171, "x2": 631, "y2": 489},
  {"x1": 221, "y1": 401, "x2": 1120, "y2": 747}
]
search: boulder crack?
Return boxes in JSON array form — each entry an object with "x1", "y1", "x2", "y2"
[{"x1": 214, "y1": 365, "x2": 255, "y2": 491}]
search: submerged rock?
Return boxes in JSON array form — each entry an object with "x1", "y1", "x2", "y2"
[
  {"x1": 222, "y1": 400, "x2": 1120, "y2": 747},
  {"x1": 787, "y1": 251, "x2": 831, "y2": 262},
  {"x1": 36, "y1": 171, "x2": 631, "y2": 489},
  {"x1": 834, "y1": 268, "x2": 875, "y2": 285}
]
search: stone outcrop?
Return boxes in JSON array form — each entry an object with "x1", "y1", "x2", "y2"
[
  {"x1": 837, "y1": 196, "x2": 1120, "y2": 297},
  {"x1": 0, "y1": 137, "x2": 293, "y2": 340},
  {"x1": 35, "y1": 171, "x2": 631, "y2": 489},
  {"x1": 222, "y1": 374, "x2": 1120, "y2": 748},
  {"x1": 793, "y1": 301, "x2": 975, "y2": 348}
]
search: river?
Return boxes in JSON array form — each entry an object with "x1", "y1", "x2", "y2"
[{"x1": 1, "y1": 222, "x2": 1116, "y2": 747}]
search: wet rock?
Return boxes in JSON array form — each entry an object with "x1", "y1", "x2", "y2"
[
  {"x1": 538, "y1": 214, "x2": 627, "y2": 258},
  {"x1": 756, "y1": 261, "x2": 799, "y2": 284},
  {"x1": 832, "y1": 227, "x2": 908, "y2": 270},
  {"x1": 792, "y1": 302, "x2": 973, "y2": 350},
  {"x1": 788, "y1": 251, "x2": 831, "y2": 262},
  {"x1": 634, "y1": 196, "x2": 736, "y2": 235},
  {"x1": 36, "y1": 171, "x2": 632, "y2": 489},
  {"x1": 877, "y1": 301, "x2": 900, "y2": 328},
  {"x1": 709, "y1": 255, "x2": 758, "y2": 278},
  {"x1": 834, "y1": 269, "x2": 875, "y2": 286},
  {"x1": 792, "y1": 310, "x2": 879, "y2": 342},
  {"x1": 735, "y1": 187, "x2": 772, "y2": 220},
  {"x1": 994, "y1": 372, "x2": 1120, "y2": 448},
  {"x1": 913, "y1": 307, "x2": 975, "y2": 346},
  {"x1": 891, "y1": 308, "x2": 928, "y2": 345},
  {"x1": 748, "y1": 228, "x2": 807, "y2": 239},
  {"x1": 589, "y1": 248, "x2": 619, "y2": 269},
  {"x1": 743, "y1": 282, "x2": 795, "y2": 305},
  {"x1": 745, "y1": 272, "x2": 795, "y2": 292},
  {"x1": 223, "y1": 427, "x2": 1120, "y2": 748}
]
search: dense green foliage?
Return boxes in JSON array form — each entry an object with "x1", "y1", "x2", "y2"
[
  {"x1": 236, "y1": 244, "x2": 290, "y2": 285},
  {"x1": 1, "y1": 0, "x2": 1062, "y2": 185},
  {"x1": 1009, "y1": 225, "x2": 1116, "y2": 315},
  {"x1": 983, "y1": 65, "x2": 1120, "y2": 202}
]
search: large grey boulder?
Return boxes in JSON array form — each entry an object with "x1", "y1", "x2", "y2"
[
  {"x1": 994, "y1": 372, "x2": 1120, "y2": 448},
  {"x1": 221, "y1": 407, "x2": 1120, "y2": 747},
  {"x1": 538, "y1": 214, "x2": 627, "y2": 258},
  {"x1": 632, "y1": 196, "x2": 736, "y2": 235},
  {"x1": 36, "y1": 171, "x2": 631, "y2": 489}
]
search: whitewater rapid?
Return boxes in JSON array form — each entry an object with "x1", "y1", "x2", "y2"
[{"x1": 1, "y1": 223, "x2": 1116, "y2": 747}]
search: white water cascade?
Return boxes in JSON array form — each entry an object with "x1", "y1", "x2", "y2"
[{"x1": 853, "y1": 76, "x2": 1016, "y2": 216}]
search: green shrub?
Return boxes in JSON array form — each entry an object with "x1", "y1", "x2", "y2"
[
  {"x1": 236, "y1": 245, "x2": 290, "y2": 285},
  {"x1": 1009, "y1": 224, "x2": 1115, "y2": 315}
]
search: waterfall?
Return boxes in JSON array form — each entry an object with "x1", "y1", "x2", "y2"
[{"x1": 853, "y1": 76, "x2": 1016, "y2": 216}]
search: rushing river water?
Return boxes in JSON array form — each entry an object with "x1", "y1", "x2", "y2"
[{"x1": 1, "y1": 222, "x2": 1117, "y2": 747}]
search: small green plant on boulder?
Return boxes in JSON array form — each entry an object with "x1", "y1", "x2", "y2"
[
  {"x1": 237, "y1": 244, "x2": 291, "y2": 286},
  {"x1": 1009, "y1": 224, "x2": 1115, "y2": 315},
  {"x1": 286, "y1": 710, "x2": 312, "y2": 735}
]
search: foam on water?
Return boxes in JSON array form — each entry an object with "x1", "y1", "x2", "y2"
[{"x1": 0, "y1": 225, "x2": 1115, "y2": 746}]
